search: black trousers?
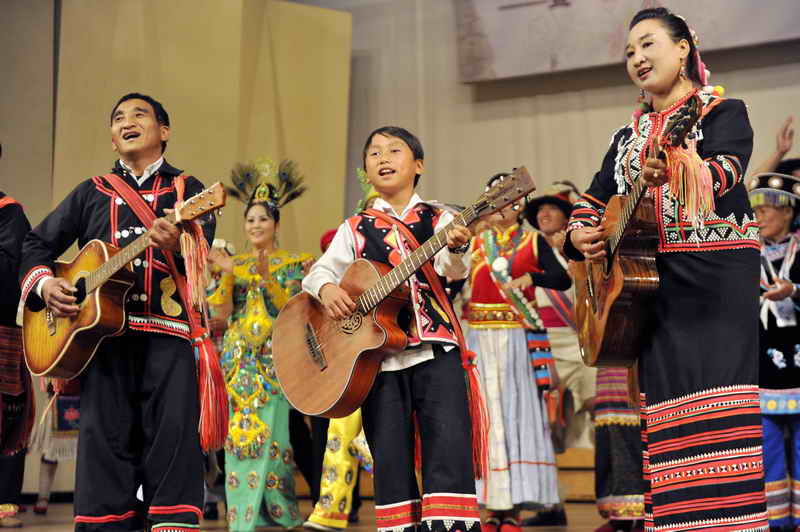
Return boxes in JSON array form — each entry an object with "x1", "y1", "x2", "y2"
[
  {"x1": 362, "y1": 346, "x2": 480, "y2": 532},
  {"x1": 0, "y1": 449, "x2": 25, "y2": 505},
  {"x1": 74, "y1": 332, "x2": 203, "y2": 531},
  {"x1": 309, "y1": 416, "x2": 329, "y2": 504},
  {"x1": 0, "y1": 386, "x2": 28, "y2": 507},
  {"x1": 289, "y1": 409, "x2": 314, "y2": 495}
]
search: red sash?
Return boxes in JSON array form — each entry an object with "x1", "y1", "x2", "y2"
[{"x1": 103, "y1": 173, "x2": 227, "y2": 451}]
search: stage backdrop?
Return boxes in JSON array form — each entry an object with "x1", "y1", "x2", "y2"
[
  {"x1": 53, "y1": 0, "x2": 351, "y2": 256},
  {"x1": 455, "y1": 0, "x2": 800, "y2": 82}
]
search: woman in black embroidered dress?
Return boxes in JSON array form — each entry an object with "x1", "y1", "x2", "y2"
[{"x1": 565, "y1": 8, "x2": 767, "y2": 531}]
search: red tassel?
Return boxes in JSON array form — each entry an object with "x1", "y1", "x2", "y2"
[
  {"x1": 195, "y1": 333, "x2": 229, "y2": 451},
  {"x1": 463, "y1": 351, "x2": 489, "y2": 481}
]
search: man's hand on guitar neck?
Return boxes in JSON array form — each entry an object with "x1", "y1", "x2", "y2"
[
  {"x1": 570, "y1": 227, "x2": 607, "y2": 262},
  {"x1": 149, "y1": 209, "x2": 181, "y2": 252},
  {"x1": 320, "y1": 283, "x2": 357, "y2": 320},
  {"x1": 42, "y1": 277, "x2": 80, "y2": 317}
]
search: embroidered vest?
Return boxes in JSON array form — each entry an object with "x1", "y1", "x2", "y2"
[{"x1": 346, "y1": 204, "x2": 459, "y2": 348}]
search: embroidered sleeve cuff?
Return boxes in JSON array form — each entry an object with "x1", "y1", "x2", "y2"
[
  {"x1": 563, "y1": 228, "x2": 585, "y2": 262},
  {"x1": 706, "y1": 155, "x2": 742, "y2": 198},
  {"x1": 20, "y1": 266, "x2": 54, "y2": 313}
]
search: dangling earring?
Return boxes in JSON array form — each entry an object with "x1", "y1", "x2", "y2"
[{"x1": 679, "y1": 58, "x2": 687, "y2": 81}]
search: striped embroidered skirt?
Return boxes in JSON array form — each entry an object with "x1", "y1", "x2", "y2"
[
  {"x1": 638, "y1": 250, "x2": 767, "y2": 531},
  {"x1": 594, "y1": 367, "x2": 646, "y2": 521},
  {"x1": 466, "y1": 325, "x2": 559, "y2": 510}
]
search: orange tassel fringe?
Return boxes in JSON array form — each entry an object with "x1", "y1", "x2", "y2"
[
  {"x1": 664, "y1": 138, "x2": 715, "y2": 230},
  {"x1": 179, "y1": 221, "x2": 211, "y2": 308}
]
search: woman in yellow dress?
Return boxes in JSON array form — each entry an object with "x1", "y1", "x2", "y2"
[{"x1": 209, "y1": 165, "x2": 311, "y2": 532}]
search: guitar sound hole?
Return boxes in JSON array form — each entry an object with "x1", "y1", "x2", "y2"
[
  {"x1": 74, "y1": 277, "x2": 87, "y2": 305},
  {"x1": 340, "y1": 312, "x2": 363, "y2": 335}
]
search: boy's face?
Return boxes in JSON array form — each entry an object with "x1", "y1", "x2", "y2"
[{"x1": 364, "y1": 134, "x2": 423, "y2": 194}]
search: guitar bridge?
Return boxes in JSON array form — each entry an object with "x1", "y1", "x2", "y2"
[{"x1": 305, "y1": 323, "x2": 327, "y2": 370}]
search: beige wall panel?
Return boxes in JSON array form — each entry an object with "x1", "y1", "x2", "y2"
[
  {"x1": 265, "y1": 1, "x2": 352, "y2": 253},
  {"x1": 53, "y1": 0, "x2": 350, "y2": 256},
  {"x1": 297, "y1": 0, "x2": 800, "y2": 212},
  {"x1": 53, "y1": 0, "x2": 245, "y2": 253},
  {"x1": 0, "y1": 0, "x2": 54, "y2": 227}
]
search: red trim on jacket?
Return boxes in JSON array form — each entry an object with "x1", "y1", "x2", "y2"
[{"x1": 74, "y1": 510, "x2": 137, "y2": 524}]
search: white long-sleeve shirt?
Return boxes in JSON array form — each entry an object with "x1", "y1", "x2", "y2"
[{"x1": 302, "y1": 193, "x2": 469, "y2": 371}]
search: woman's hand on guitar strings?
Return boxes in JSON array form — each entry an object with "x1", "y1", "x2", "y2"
[
  {"x1": 570, "y1": 227, "x2": 607, "y2": 261},
  {"x1": 150, "y1": 209, "x2": 181, "y2": 252},
  {"x1": 642, "y1": 157, "x2": 668, "y2": 188},
  {"x1": 42, "y1": 277, "x2": 80, "y2": 318},
  {"x1": 319, "y1": 283, "x2": 357, "y2": 320},
  {"x1": 641, "y1": 135, "x2": 668, "y2": 188}
]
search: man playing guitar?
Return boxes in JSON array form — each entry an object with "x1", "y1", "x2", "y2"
[{"x1": 19, "y1": 93, "x2": 215, "y2": 532}]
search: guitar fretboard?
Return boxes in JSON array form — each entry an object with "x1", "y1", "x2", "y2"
[
  {"x1": 356, "y1": 205, "x2": 477, "y2": 313},
  {"x1": 607, "y1": 179, "x2": 647, "y2": 256},
  {"x1": 84, "y1": 212, "x2": 177, "y2": 294}
]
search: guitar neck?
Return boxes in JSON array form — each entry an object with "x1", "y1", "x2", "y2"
[
  {"x1": 607, "y1": 179, "x2": 647, "y2": 256},
  {"x1": 357, "y1": 205, "x2": 477, "y2": 313},
  {"x1": 84, "y1": 212, "x2": 177, "y2": 294}
]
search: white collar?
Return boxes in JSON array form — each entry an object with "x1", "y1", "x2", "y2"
[
  {"x1": 119, "y1": 156, "x2": 164, "y2": 186},
  {"x1": 371, "y1": 193, "x2": 425, "y2": 219}
]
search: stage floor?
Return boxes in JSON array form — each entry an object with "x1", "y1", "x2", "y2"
[{"x1": 15, "y1": 500, "x2": 608, "y2": 532}]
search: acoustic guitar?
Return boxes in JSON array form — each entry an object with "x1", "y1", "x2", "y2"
[
  {"x1": 23, "y1": 183, "x2": 226, "y2": 378},
  {"x1": 272, "y1": 167, "x2": 536, "y2": 417},
  {"x1": 570, "y1": 94, "x2": 702, "y2": 367}
]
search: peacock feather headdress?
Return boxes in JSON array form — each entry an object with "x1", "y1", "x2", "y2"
[{"x1": 226, "y1": 158, "x2": 307, "y2": 209}]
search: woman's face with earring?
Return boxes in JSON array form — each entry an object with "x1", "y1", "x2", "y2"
[
  {"x1": 625, "y1": 19, "x2": 689, "y2": 97},
  {"x1": 245, "y1": 203, "x2": 277, "y2": 250}
]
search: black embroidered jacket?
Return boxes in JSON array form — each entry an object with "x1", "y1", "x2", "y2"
[{"x1": 19, "y1": 160, "x2": 215, "y2": 340}]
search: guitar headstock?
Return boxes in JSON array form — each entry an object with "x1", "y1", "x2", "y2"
[
  {"x1": 473, "y1": 166, "x2": 536, "y2": 218},
  {"x1": 176, "y1": 182, "x2": 227, "y2": 222},
  {"x1": 660, "y1": 93, "x2": 702, "y2": 150}
]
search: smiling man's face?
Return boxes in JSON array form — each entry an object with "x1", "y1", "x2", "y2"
[{"x1": 110, "y1": 98, "x2": 169, "y2": 160}]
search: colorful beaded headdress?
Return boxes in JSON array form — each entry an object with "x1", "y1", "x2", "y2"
[{"x1": 226, "y1": 158, "x2": 307, "y2": 210}]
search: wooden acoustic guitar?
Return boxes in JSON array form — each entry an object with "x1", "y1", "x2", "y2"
[
  {"x1": 570, "y1": 94, "x2": 702, "y2": 367},
  {"x1": 23, "y1": 183, "x2": 226, "y2": 378},
  {"x1": 272, "y1": 167, "x2": 536, "y2": 417}
]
